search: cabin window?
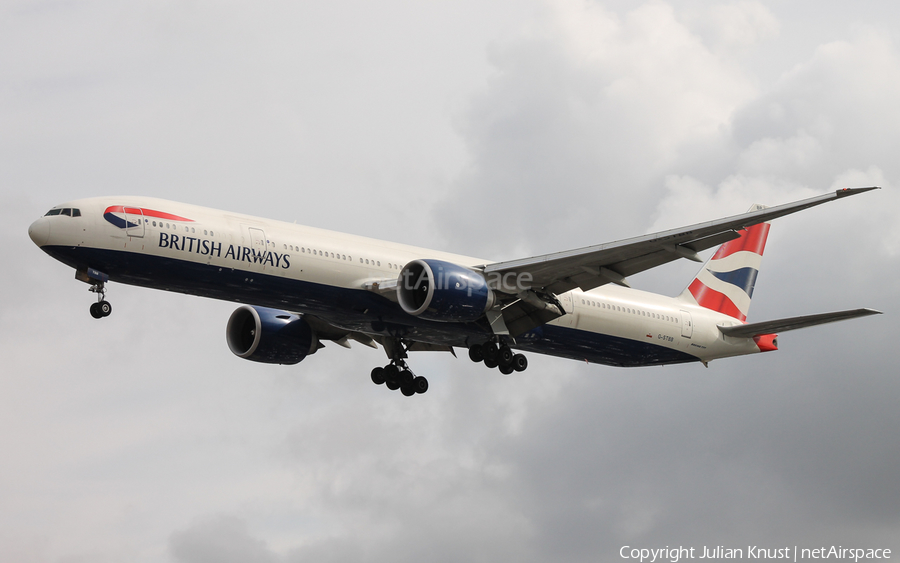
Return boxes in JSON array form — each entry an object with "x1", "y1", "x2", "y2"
[{"x1": 377, "y1": 261, "x2": 380, "y2": 266}]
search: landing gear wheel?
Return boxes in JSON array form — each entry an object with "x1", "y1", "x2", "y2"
[
  {"x1": 512, "y1": 354, "x2": 528, "y2": 372},
  {"x1": 384, "y1": 364, "x2": 401, "y2": 390},
  {"x1": 98, "y1": 300, "x2": 112, "y2": 317},
  {"x1": 90, "y1": 302, "x2": 103, "y2": 319},
  {"x1": 483, "y1": 356, "x2": 499, "y2": 369},
  {"x1": 376, "y1": 339, "x2": 430, "y2": 396},
  {"x1": 498, "y1": 345, "x2": 513, "y2": 366},
  {"x1": 468, "y1": 346, "x2": 484, "y2": 363},
  {"x1": 499, "y1": 363, "x2": 515, "y2": 375},
  {"x1": 481, "y1": 342, "x2": 499, "y2": 363}
]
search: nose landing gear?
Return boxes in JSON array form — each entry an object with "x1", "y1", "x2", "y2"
[
  {"x1": 77, "y1": 267, "x2": 113, "y2": 319},
  {"x1": 88, "y1": 281, "x2": 112, "y2": 319}
]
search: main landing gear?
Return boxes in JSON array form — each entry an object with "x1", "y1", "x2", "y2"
[
  {"x1": 88, "y1": 281, "x2": 112, "y2": 319},
  {"x1": 370, "y1": 361, "x2": 429, "y2": 396},
  {"x1": 370, "y1": 338, "x2": 428, "y2": 396},
  {"x1": 468, "y1": 341, "x2": 528, "y2": 375}
]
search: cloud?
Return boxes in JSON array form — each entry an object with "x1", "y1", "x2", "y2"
[
  {"x1": 438, "y1": 0, "x2": 758, "y2": 259},
  {"x1": 1, "y1": 1, "x2": 898, "y2": 561},
  {"x1": 169, "y1": 516, "x2": 278, "y2": 563}
]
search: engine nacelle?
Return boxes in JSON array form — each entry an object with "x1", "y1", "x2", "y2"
[
  {"x1": 226, "y1": 305, "x2": 318, "y2": 364},
  {"x1": 397, "y1": 259, "x2": 495, "y2": 322}
]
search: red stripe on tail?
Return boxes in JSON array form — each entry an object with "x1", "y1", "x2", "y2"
[
  {"x1": 711, "y1": 223, "x2": 770, "y2": 260},
  {"x1": 688, "y1": 279, "x2": 747, "y2": 322}
]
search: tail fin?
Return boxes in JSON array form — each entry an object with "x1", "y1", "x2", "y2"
[{"x1": 679, "y1": 204, "x2": 771, "y2": 322}]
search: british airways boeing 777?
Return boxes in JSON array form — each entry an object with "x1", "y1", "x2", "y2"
[{"x1": 28, "y1": 188, "x2": 881, "y2": 396}]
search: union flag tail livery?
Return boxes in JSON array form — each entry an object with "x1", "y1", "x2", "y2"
[{"x1": 681, "y1": 204, "x2": 770, "y2": 323}]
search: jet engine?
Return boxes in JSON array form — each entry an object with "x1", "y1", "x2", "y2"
[
  {"x1": 397, "y1": 259, "x2": 495, "y2": 322},
  {"x1": 226, "y1": 305, "x2": 318, "y2": 364}
]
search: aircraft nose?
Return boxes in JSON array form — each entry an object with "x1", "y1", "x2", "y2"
[{"x1": 28, "y1": 217, "x2": 50, "y2": 247}]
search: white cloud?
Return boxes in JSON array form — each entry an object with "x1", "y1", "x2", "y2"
[
  {"x1": 707, "y1": 1, "x2": 780, "y2": 51},
  {"x1": 440, "y1": 0, "x2": 759, "y2": 258}
]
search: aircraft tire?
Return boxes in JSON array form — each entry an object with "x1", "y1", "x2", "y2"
[
  {"x1": 413, "y1": 376, "x2": 429, "y2": 394},
  {"x1": 400, "y1": 383, "x2": 415, "y2": 396},
  {"x1": 481, "y1": 342, "x2": 499, "y2": 363},
  {"x1": 371, "y1": 367, "x2": 386, "y2": 385},
  {"x1": 90, "y1": 303, "x2": 103, "y2": 319},
  {"x1": 483, "y1": 356, "x2": 499, "y2": 369},
  {"x1": 512, "y1": 354, "x2": 528, "y2": 372},
  {"x1": 498, "y1": 345, "x2": 513, "y2": 365},
  {"x1": 499, "y1": 363, "x2": 515, "y2": 375},
  {"x1": 99, "y1": 300, "x2": 112, "y2": 317},
  {"x1": 468, "y1": 346, "x2": 484, "y2": 363},
  {"x1": 384, "y1": 365, "x2": 400, "y2": 390}
]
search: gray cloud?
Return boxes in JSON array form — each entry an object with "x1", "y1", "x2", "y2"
[{"x1": 1, "y1": 1, "x2": 897, "y2": 561}]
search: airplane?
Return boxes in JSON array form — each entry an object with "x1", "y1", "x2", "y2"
[{"x1": 28, "y1": 187, "x2": 881, "y2": 396}]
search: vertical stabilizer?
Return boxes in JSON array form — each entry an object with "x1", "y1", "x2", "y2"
[{"x1": 679, "y1": 204, "x2": 771, "y2": 322}]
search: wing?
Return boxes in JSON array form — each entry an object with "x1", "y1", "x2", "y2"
[
  {"x1": 480, "y1": 187, "x2": 877, "y2": 335},
  {"x1": 481, "y1": 187, "x2": 878, "y2": 296}
]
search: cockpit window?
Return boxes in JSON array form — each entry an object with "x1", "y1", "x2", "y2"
[{"x1": 43, "y1": 208, "x2": 81, "y2": 217}]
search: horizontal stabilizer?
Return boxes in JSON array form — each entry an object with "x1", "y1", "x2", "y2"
[{"x1": 718, "y1": 308, "x2": 882, "y2": 338}]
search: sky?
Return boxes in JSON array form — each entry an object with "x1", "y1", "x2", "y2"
[{"x1": 1, "y1": 1, "x2": 898, "y2": 561}]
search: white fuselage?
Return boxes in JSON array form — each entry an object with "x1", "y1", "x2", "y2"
[{"x1": 29, "y1": 196, "x2": 765, "y2": 367}]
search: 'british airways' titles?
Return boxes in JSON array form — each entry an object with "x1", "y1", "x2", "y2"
[{"x1": 158, "y1": 232, "x2": 290, "y2": 269}]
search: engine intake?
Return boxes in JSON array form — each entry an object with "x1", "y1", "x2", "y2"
[
  {"x1": 226, "y1": 305, "x2": 318, "y2": 364},
  {"x1": 397, "y1": 259, "x2": 494, "y2": 322}
]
